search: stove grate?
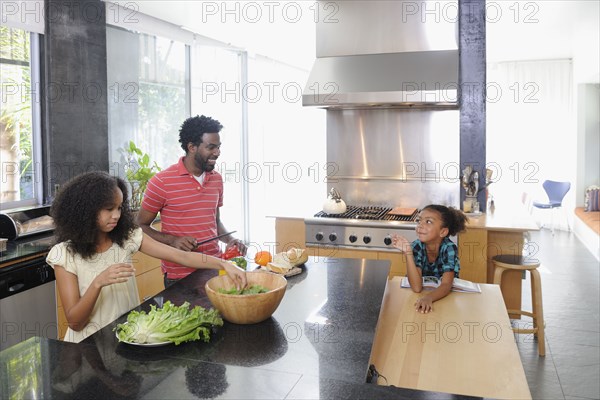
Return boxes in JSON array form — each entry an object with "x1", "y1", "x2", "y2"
[
  {"x1": 314, "y1": 206, "x2": 418, "y2": 222},
  {"x1": 381, "y1": 211, "x2": 418, "y2": 221}
]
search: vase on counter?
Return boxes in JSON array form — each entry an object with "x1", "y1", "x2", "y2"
[{"x1": 463, "y1": 196, "x2": 479, "y2": 213}]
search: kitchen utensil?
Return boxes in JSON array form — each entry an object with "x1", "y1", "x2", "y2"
[
  {"x1": 463, "y1": 200, "x2": 473, "y2": 212},
  {"x1": 388, "y1": 207, "x2": 417, "y2": 216},
  {"x1": 205, "y1": 271, "x2": 287, "y2": 324},
  {"x1": 196, "y1": 231, "x2": 237, "y2": 248},
  {"x1": 323, "y1": 188, "x2": 347, "y2": 214}
]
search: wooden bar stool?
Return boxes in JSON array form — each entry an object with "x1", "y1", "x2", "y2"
[{"x1": 492, "y1": 254, "x2": 545, "y2": 356}]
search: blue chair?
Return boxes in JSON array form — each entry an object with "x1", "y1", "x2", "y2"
[{"x1": 532, "y1": 180, "x2": 571, "y2": 234}]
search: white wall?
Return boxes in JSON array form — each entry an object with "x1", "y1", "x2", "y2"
[
  {"x1": 572, "y1": 1, "x2": 600, "y2": 84},
  {"x1": 576, "y1": 84, "x2": 600, "y2": 205}
]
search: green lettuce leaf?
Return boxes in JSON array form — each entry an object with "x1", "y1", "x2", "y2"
[
  {"x1": 217, "y1": 284, "x2": 269, "y2": 295},
  {"x1": 115, "y1": 301, "x2": 223, "y2": 345}
]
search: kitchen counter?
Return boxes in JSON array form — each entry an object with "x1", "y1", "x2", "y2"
[
  {"x1": 272, "y1": 205, "x2": 539, "y2": 233},
  {"x1": 464, "y1": 206, "x2": 539, "y2": 232},
  {"x1": 0, "y1": 217, "x2": 164, "y2": 267},
  {"x1": 0, "y1": 258, "x2": 480, "y2": 399},
  {"x1": 458, "y1": 205, "x2": 539, "y2": 317},
  {"x1": 0, "y1": 233, "x2": 55, "y2": 268}
]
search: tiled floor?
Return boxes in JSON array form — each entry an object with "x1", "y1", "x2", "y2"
[{"x1": 514, "y1": 229, "x2": 599, "y2": 400}]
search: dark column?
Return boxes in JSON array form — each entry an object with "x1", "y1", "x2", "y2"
[
  {"x1": 459, "y1": 0, "x2": 486, "y2": 211},
  {"x1": 43, "y1": 0, "x2": 108, "y2": 198}
]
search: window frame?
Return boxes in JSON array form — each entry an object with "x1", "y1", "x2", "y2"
[{"x1": 0, "y1": 31, "x2": 43, "y2": 210}]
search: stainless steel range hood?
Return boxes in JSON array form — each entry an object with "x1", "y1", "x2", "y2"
[
  {"x1": 303, "y1": 50, "x2": 458, "y2": 108},
  {"x1": 302, "y1": 1, "x2": 459, "y2": 109}
]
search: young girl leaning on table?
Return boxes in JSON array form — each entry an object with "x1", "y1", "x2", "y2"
[
  {"x1": 392, "y1": 204, "x2": 468, "y2": 314},
  {"x1": 46, "y1": 171, "x2": 247, "y2": 343}
]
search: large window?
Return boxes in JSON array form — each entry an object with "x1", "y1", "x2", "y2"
[
  {"x1": 191, "y1": 45, "x2": 245, "y2": 243},
  {"x1": 487, "y1": 60, "x2": 574, "y2": 220},
  {"x1": 246, "y1": 55, "x2": 325, "y2": 248},
  {"x1": 107, "y1": 26, "x2": 189, "y2": 174},
  {"x1": 0, "y1": 27, "x2": 41, "y2": 209},
  {"x1": 107, "y1": 21, "x2": 325, "y2": 247}
]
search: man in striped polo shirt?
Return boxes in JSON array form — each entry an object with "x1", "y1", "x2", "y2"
[{"x1": 137, "y1": 115, "x2": 246, "y2": 288}]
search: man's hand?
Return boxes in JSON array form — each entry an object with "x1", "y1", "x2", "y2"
[
  {"x1": 226, "y1": 238, "x2": 247, "y2": 256},
  {"x1": 170, "y1": 236, "x2": 197, "y2": 251}
]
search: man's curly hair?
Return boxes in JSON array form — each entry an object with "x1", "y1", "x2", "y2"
[
  {"x1": 179, "y1": 115, "x2": 223, "y2": 152},
  {"x1": 50, "y1": 171, "x2": 137, "y2": 259}
]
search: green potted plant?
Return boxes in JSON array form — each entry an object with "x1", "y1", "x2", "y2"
[{"x1": 121, "y1": 141, "x2": 161, "y2": 210}]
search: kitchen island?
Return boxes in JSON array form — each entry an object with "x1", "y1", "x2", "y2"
[{"x1": 0, "y1": 258, "x2": 480, "y2": 399}]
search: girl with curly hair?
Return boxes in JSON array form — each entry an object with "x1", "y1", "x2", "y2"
[
  {"x1": 392, "y1": 204, "x2": 468, "y2": 314},
  {"x1": 47, "y1": 171, "x2": 246, "y2": 342}
]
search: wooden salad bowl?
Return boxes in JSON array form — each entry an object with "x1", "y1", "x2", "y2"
[{"x1": 205, "y1": 271, "x2": 287, "y2": 324}]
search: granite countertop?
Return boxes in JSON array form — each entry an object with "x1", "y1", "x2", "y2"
[
  {"x1": 0, "y1": 257, "x2": 478, "y2": 399},
  {"x1": 0, "y1": 232, "x2": 55, "y2": 267}
]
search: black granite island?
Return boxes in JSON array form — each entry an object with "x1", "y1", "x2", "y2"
[{"x1": 0, "y1": 258, "x2": 480, "y2": 399}]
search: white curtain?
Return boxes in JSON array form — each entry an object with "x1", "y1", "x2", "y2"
[
  {"x1": 246, "y1": 55, "x2": 326, "y2": 249},
  {"x1": 487, "y1": 59, "x2": 574, "y2": 229}
]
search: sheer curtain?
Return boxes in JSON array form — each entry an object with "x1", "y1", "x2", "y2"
[
  {"x1": 487, "y1": 59, "x2": 574, "y2": 228},
  {"x1": 190, "y1": 45, "x2": 244, "y2": 245},
  {"x1": 246, "y1": 55, "x2": 326, "y2": 250},
  {"x1": 190, "y1": 46, "x2": 326, "y2": 252}
]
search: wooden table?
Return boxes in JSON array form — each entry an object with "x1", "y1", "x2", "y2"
[{"x1": 370, "y1": 277, "x2": 531, "y2": 399}]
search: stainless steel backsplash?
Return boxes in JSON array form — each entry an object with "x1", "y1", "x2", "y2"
[{"x1": 326, "y1": 108, "x2": 460, "y2": 208}]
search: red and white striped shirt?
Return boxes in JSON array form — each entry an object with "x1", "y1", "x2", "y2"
[{"x1": 142, "y1": 157, "x2": 223, "y2": 279}]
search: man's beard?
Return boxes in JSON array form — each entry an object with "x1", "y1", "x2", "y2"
[{"x1": 198, "y1": 154, "x2": 216, "y2": 172}]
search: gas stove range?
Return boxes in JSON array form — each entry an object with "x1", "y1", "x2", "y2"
[{"x1": 305, "y1": 206, "x2": 419, "y2": 251}]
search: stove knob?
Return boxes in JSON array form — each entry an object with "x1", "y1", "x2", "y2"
[
  {"x1": 315, "y1": 232, "x2": 324, "y2": 241},
  {"x1": 384, "y1": 236, "x2": 392, "y2": 246},
  {"x1": 329, "y1": 233, "x2": 337, "y2": 242},
  {"x1": 349, "y1": 234, "x2": 357, "y2": 243},
  {"x1": 363, "y1": 235, "x2": 371, "y2": 244}
]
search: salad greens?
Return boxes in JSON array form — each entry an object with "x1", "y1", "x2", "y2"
[
  {"x1": 218, "y1": 285, "x2": 270, "y2": 295},
  {"x1": 230, "y1": 256, "x2": 247, "y2": 270},
  {"x1": 115, "y1": 301, "x2": 223, "y2": 345}
]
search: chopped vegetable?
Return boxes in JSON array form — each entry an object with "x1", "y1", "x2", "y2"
[
  {"x1": 115, "y1": 301, "x2": 223, "y2": 345},
  {"x1": 230, "y1": 256, "x2": 247, "y2": 270},
  {"x1": 222, "y1": 246, "x2": 242, "y2": 260},
  {"x1": 217, "y1": 284, "x2": 270, "y2": 295}
]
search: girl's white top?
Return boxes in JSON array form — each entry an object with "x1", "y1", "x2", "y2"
[{"x1": 47, "y1": 228, "x2": 143, "y2": 343}]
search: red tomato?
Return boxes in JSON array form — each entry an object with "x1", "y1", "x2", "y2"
[{"x1": 222, "y1": 246, "x2": 241, "y2": 260}]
